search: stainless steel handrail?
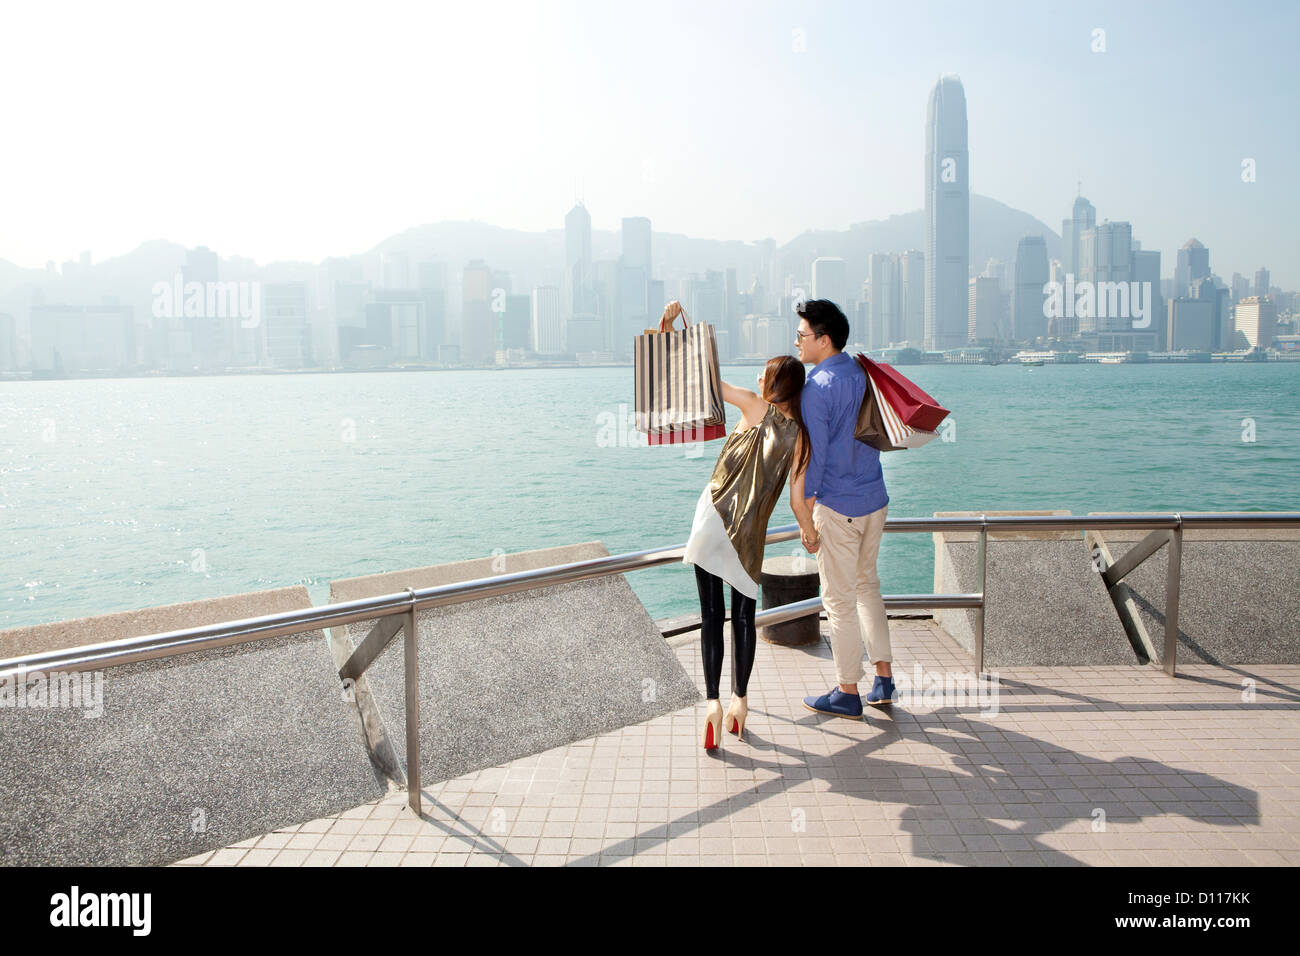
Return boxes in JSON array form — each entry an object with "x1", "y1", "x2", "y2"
[
  {"x1": 4, "y1": 510, "x2": 1298, "y2": 814},
  {"x1": 3, "y1": 512, "x2": 1298, "y2": 681}
]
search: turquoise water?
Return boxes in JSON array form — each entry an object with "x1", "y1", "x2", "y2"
[{"x1": 2, "y1": 362, "x2": 1298, "y2": 629}]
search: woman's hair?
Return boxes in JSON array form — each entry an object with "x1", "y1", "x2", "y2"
[{"x1": 761, "y1": 354, "x2": 811, "y2": 476}]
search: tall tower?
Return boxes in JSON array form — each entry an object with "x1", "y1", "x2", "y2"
[
  {"x1": 617, "y1": 217, "x2": 652, "y2": 352},
  {"x1": 899, "y1": 250, "x2": 925, "y2": 348},
  {"x1": 811, "y1": 257, "x2": 848, "y2": 314},
  {"x1": 565, "y1": 202, "x2": 592, "y2": 317},
  {"x1": 1078, "y1": 221, "x2": 1133, "y2": 333},
  {"x1": 1012, "y1": 236, "x2": 1050, "y2": 342},
  {"x1": 461, "y1": 259, "x2": 494, "y2": 365},
  {"x1": 924, "y1": 74, "x2": 970, "y2": 351},
  {"x1": 1254, "y1": 266, "x2": 1270, "y2": 298},
  {"x1": 1174, "y1": 239, "x2": 1210, "y2": 299},
  {"x1": 867, "y1": 254, "x2": 900, "y2": 349},
  {"x1": 1061, "y1": 194, "x2": 1096, "y2": 278}
]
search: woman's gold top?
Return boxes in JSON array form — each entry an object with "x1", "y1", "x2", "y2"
[{"x1": 708, "y1": 403, "x2": 801, "y2": 584}]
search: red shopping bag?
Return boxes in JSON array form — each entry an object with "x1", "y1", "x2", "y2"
[
  {"x1": 861, "y1": 358, "x2": 949, "y2": 431},
  {"x1": 854, "y1": 354, "x2": 938, "y2": 450},
  {"x1": 647, "y1": 424, "x2": 727, "y2": 445}
]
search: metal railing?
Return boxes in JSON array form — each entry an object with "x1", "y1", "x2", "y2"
[{"x1": 2, "y1": 511, "x2": 1297, "y2": 813}]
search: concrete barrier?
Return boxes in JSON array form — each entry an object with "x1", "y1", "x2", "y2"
[
  {"x1": 1086, "y1": 513, "x2": 1300, "y2": 665},
  {"x1": 932, "y1": 511, "x2": 1140, "y2": 666},
  {"x1": 933, "y1": 511, "x2": 1300, "y2": 667},
  {"x1": 0, "y1": 587, "x2": 389, "y2": 866},
  {"x1": 329, "y1": 542, "x2": 701, "y2": 788}
]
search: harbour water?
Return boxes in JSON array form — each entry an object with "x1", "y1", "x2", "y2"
[{"x1": 2, "y1": 361, "x2": 1298, "y2": 630}]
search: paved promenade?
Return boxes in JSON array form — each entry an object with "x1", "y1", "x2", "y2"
[{"x1": 178, "y1": 618, "x2": 1300, "y2": 867}]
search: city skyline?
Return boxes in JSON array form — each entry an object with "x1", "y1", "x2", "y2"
[
  {"x1": 4, "y1": 8, "x2": 1297, "y2": 375},
  {"x1": 0, "y1": 1, "x2": 1295, "y2": 289},
  {"x1": 3, "y1": 169, "x2": 1294, "y2": 374}
]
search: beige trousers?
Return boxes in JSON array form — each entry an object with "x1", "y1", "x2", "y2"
[{"x1": 813, "y1": 501, "x2": 891, "y2": 686}]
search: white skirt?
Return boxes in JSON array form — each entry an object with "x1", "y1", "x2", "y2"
[{"x1": 681, "y1": 485, "x2": 761, "y2": 599}]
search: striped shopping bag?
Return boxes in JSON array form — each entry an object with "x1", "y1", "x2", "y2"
[
  {"x1": 867, "y1": 359, "x2": 950, "y2": 431},
  {"x1": 634, "y1": 302, "x2": 726, "y2": 445},
  {"x1": 854, "y1": 353, "x2": 939, "y2": 451}
]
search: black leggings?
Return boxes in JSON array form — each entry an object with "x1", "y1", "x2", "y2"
[{"x1": 694, "y1": 565, "x2": 757, "y2": 700}]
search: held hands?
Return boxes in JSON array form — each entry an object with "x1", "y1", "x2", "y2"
[{"x1": 800, "y1": 525, "x2": 820, "y2": 554}]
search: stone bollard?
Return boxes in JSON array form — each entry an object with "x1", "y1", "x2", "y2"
[{"x1": 758, "y1": 554, "x2": 821, "y2": 646}]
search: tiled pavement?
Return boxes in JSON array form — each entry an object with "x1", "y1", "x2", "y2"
[{"x1": 178, "y1": 618, "x2": 1300, "y2": 867}]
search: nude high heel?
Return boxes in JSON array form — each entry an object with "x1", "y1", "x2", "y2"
[
  {"x1": 725, "y1": 695, "x2": 748, "y2": 740},
  {"x1": 703, "y1": 699, "x2": 723, "y2": 750}
]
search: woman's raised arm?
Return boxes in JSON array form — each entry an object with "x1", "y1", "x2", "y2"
[{"x1": 721, "y1": 379, "x2": 766, "y2": 425}]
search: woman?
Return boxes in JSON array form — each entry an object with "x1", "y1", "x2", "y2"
[{"x1": 682, "y1": 354, "x2": 817, "y2": 750}]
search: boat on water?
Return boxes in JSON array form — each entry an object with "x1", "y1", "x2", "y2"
[
  {"x1": 1098, "y1": 356, "x2": 1124, "y2": 364},
  {"x1": 1020, "y1": 359, "x2": 1044, "y2": 366}
]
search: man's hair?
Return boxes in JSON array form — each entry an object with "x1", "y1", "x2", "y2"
[{"x1": 796, "y1": 299, "x2": 849, "y2": 351}]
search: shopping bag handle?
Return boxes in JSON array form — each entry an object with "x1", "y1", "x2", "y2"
[{"x1": 659, "y1": 300, "x2": 692, "y2": 332}]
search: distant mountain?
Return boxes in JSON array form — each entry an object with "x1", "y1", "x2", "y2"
[
  {"x1": 92, "y1": 240, "x2": 189, "y2": 287},
  {"x1": 368, "y1": 195, "x2": 1061, "y2": 296},
  {"x1": 0, "y1": 195, "x2": 1062, "y2": 307},
  {"x1": 0, "y1": 258, "x2": 44, "y2": 297},
  {"x1": 781, "y1": 194, "x2": 1062, "y2": 291}
]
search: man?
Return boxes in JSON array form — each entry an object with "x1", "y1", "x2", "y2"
[{"x1": 794, "y1": 299, "x2": 894, "y2": 720}]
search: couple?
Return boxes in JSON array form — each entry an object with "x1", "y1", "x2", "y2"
[{"x1": 681, "y1": 299, "x2": 894, "y2": 750}]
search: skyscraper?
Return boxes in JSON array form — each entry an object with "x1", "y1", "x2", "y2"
[
  {"x1": 416, "y1": 260, "x2": 447, "y2": 359},
  {"x1": 1231, "y1": 273, "x2": 1252, "y2": 304},
  {"x1": 968, "y1": 276, "x2": 1001, "y2": 344},
  {"x1": 1233, "y1": 296, "x2": 1276, "y2": 350},
  {"x1": 617, "y1": 217, "x2": 652, "y2": 353},
  {"x1": 622, "y1": 217, "x2": 651, "y2": 272},
  {"x1": 531, "y1": 285, "x2": 564, "y2": 355},
  {"x1": 899, "y1": 251, "x2": 925, "y2": 348},
  {"x1": 263, "y1": 282, "x2": 309, "y2": 368},
  {"x1": 1061, "y1": 195, "x2": 1096, "y2": 279},
  {"x1": 565, "y1": 203, "x2": 593, "y2": 317},
  {"x1": 1254, "y1": 267, "x2": 1270, "y2": 298},
  {"x1": 502, "y1": 294, "x2": 531, "y2": 351},
  {"x1": 681, "y1": 271, "x2": 725, "y2": 336},
  {"x1": 592, "y1": 258, "x2": 619, "y2": 349},
  {"x1": 812, "y1": 257, "x2": 849, "y2": 314},
  {"x1": 1078, "y1": 221, "x2": 1133, "y2": 333},
  {"x1": 924, "y1": 74, "x2": 970, "y2": 351},
  {"x1": 1167, "y1": 298, "x2": 1215, "y2": 351},
  {"x1": 1174, "y1": 239, "x2": 1210, "y2": 299},
  {"x1": 1186, "y1": 276, "x2": 1230, "y2": 351},
  {"x1": 1012, "y1": 236, "x2": 1050, "y2": 342},
  {"x1": 724, "y1": 267, "x2": 740, "y2": 333},
  {"x1": 867, "y1": 253, "x2": 900, "y2": 349},
  {"x1": 182, "y1": 246, "x2": 224, "y2": 368},
  {"x1": 461, "y1": 259, "x2": 495, "y2": 365},
  {"x1": 1130, "y1": 249, "x2": 1163, "y2": 347}
]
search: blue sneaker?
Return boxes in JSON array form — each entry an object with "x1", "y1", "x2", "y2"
[
  {"x1": 865, "y1": 675, "x2": 896, "y2": 706},
  {"x1": 802, "y1": 687, "x2": 864, "y2": 721}
]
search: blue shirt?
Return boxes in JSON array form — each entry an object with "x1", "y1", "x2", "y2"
[{"x1": 800, "y1": 351, "x2": 889, "y2": 517}]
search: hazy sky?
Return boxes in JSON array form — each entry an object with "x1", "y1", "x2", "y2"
[{"x1": 2, "y1": 0, "x2": 1296, "y2": 285}]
